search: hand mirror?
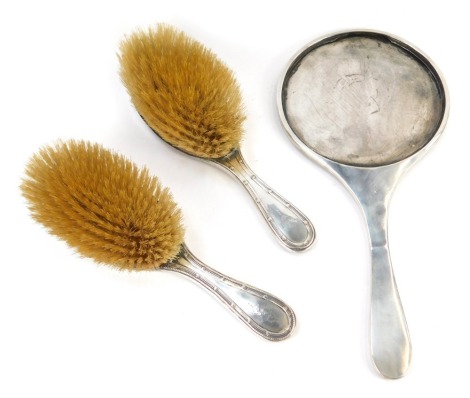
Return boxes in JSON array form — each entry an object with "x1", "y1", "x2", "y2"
[{"x1": 278, "y1": 30, "x2": 449, "y2": 378}]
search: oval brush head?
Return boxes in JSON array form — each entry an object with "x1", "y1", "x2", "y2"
[
  {"x1": 119, "y1": 24, "x2": 245, "y2": 159},
  {"x1": 20, "y1": 140, "x2": 184, "y2": 270}
]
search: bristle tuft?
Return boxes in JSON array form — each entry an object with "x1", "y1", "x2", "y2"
[
  {"x1": 21, "y1": 140, "x2": 184, "y2": 271},
  {"x1": 119, "y1": 24, "x2": 245, "y2": 159}
]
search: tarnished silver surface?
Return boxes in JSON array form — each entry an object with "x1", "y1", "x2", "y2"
[
  {"x1": 278, "y1": 30, "x2": 449, "y2": 378},
  {"x1": 162, "y1": 243, "x2": 296, "y2": 341},
  {"x1": 284, "y1": 34, "x2": 443, "y2": 167},
  {"x1": 211, "y1": 149, "x2": 315, "y2": 251}
]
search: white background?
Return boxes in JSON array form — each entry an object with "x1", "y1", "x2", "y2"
[{"x1": 1, "y1": 1, "x2": 468, "y2": 396}]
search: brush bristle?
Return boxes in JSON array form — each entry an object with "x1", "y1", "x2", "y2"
[
  {"x1": 119, "y1": 24, "x2": 245, "y2": 159},
  {"x1": 21, "y1": 140, "x2": 184, "y2": 270}
]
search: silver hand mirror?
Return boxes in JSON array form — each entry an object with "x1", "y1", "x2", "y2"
[{"x1": 278, "y1": 30, "x2": 449, "y2": 378}]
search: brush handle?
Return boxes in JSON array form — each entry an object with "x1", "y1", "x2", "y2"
[
  {"x1": 163, "y1": 244, "x2": 295, "y2": 341},
  {"x1": 212, "y1": 149, "x2": 315, "y2": 251}
]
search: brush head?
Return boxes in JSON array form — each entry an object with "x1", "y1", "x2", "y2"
[
  {"x1": 119, "y1": 24, "x2": 245, "y2": 159},
  {"x1": 21, "y1": 140, "x2": 184, "y2": 271}
]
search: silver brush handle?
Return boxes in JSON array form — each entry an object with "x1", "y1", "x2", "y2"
[
  {"x1": 162, "y1": 243, "x2": 295, "y2": 341},
  {"x1": 212, "y1": 149, "x2": 315, "y2": 251}
]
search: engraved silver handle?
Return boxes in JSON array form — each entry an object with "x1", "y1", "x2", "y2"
[
  {"x1": 360, "y1": 188, "x2": 412, "y2": 379},
  {"x1": 211, "y1": 149, "x2": 315, "y2": 251},
  {"x1": 162, "y1": 243, "x2": 296, "y2": 341}
]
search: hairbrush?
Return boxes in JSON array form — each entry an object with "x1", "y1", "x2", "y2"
[
  {"x1": 21, "y1": 140, "x2": 295, "y2": 341},
  {"x1": 119, "y1": 24, "x2": 315, "y2": 251}
]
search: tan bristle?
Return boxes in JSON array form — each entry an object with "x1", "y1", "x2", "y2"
[
  {"x1": 119, "y1": 24, "x2": 245, "y2": 159},
  {"x1": 20, "y1": 140, "x2": 184, "y2": 271}
]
